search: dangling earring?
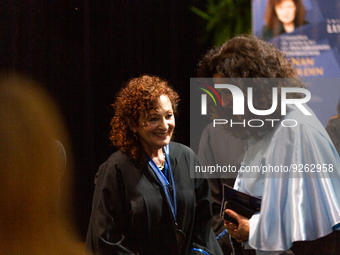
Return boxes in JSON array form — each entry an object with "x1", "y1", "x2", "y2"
[{"x1": 133, "y1": 132, "x2": 138, "y2": 141}]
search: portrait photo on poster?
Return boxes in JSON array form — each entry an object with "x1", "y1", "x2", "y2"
[
  {"x1": 252, "y1": 0, "x2": 340, "y2": 127},
  {"x1": 252, "y1": 0, "x2": 318, "y2": 39}
]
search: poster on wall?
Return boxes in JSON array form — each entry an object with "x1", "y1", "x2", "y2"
[{"x1": 252, "y1": 0, "x2": 340, "y2": 125}]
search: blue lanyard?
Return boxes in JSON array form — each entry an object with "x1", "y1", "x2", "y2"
[
  {"x1": 146, "y1": 144, "x2": 177, "y2": 222},
  {"x1": 190, "y1": 248, "x2": 210, "y2": 255},
  {"x1": 216, "y1": 229, "x2": 228, "y2": 240}
]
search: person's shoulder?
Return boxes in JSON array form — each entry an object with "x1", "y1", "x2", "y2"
[
  {"x1": 276, "y1": 106, "x2": 332, "y2": 145},
  {"x1": 169, "y1": 141, "x2": 195, "y2": 156},
  {"x1": 104, "y1": 150, "x2": 125, "y2": 163},
  {"x1": 286, "y1": 105, "x2": 323, "y2": 128},
  {"x1": 95, "y1": 150, "x2": 137, "y2": 183},
  {"x1": 261, "y1": 25, "x2": 274, "y2": 40},
  {"x1": 169, "y1": 141, "x2": 191, "y2": 152},
  {"x1": 327, "y1": 115, "x2": 340, "y2": 127},
  {"x1": 100, "y1": 150, "x2": 134, "y2": 171},
  {"x1": 204, "y1": 122, "x2": 215, "y2": 131}
]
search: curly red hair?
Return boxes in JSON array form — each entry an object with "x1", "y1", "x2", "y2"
[{"x1": 110, "y1": 75, "x2": 179, "y2": 164}]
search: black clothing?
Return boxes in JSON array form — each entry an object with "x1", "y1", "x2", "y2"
[
  {"x1": 85, "y1": 142, "x2": 222, "y2": 255},
  {"x1": 198, "y1": 124, "x2": 247, "y2": 255},
  {"x1": 261, "y1": 22, "x2": 309, "y2": 40},
  {"x1": 261, "y1": 24, "x2": 285, "y2": 40}
]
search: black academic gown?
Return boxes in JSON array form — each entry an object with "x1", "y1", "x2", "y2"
[{"x1": 85, "y1": 142, "x2": 222, "y2": 255}]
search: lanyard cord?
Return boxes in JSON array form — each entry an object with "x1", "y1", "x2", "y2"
[{"x1": 146, "y1": 144, "x2": 177, "y2": 222}]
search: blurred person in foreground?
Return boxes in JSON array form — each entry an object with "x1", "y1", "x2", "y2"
[
  {"x1": 85, "y1": 75, "x2": 222, "y2": 255},
  {"x1": 0, "y1": 74, "x2": 84, "y2": 254},
  {"x1": 326, "y1": 98, "x2": 340, "y2": 156},
  {"x1": 198, "y1": 35, "x2": 340, "y2": 254}
]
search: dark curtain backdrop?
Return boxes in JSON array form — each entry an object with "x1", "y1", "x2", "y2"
[{"x1": 1, "y1": 0, "x2": 209, "y2": 239}]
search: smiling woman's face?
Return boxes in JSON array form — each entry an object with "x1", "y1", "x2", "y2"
[
  {"x1": 275, "y1": 0, "x2": 296, "y2": 25},
  {"x1": 133, "y1": 95, "x2": 175, "y2": 155}
]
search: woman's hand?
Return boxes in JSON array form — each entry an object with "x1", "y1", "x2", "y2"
[{"x1": 224, "y1": 209, "x2": 250, "y2": 243}]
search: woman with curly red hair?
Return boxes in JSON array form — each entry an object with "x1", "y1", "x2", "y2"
[{"x1": 85, "y1": 75, "x2": 222, "y2": 255}]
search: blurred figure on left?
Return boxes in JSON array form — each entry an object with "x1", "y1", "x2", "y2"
[{"x1": 0, "y1": 74, "x2": 84, "y2": 254}]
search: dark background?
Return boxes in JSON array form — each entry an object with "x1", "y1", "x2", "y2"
[{"x1": 1, "y1": 0, "x2": 210, "y2": 240}]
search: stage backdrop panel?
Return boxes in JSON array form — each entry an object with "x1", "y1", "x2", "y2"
[{"x1": 252, "y1": 0, "x2": 340, "y2": 125}]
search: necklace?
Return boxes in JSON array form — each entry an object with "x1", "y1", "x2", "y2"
[
  {"x1": 157, "y1": 151, "x2": 166, "y2": 171},
  {"x1": 158, "y1": 160, "x2": 165, "y2": 171},
  {"x1": 146, "y1": 144, "x2": 178, "y2": 228}
]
